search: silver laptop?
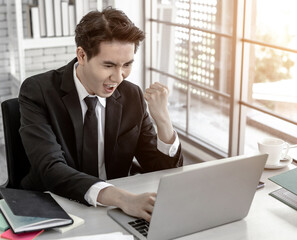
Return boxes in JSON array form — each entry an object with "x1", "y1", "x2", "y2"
[{"x1": 108, "y1": 154, "x2": 267, "y2": 240}]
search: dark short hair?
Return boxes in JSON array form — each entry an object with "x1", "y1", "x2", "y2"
[{"x1": 75, "y1": 7, "x2": 145, "y2": 60}]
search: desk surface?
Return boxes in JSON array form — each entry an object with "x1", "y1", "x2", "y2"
[{"x1": 2, "y1": 163, "x2": 297, "y2": 240}]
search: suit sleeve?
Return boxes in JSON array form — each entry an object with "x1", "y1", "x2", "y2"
[
  {"x1": 134, "y1": 87, "x2": 183, "y2": 172},
  {"x1": 19, "y1": 77, "x2": 99, "y2": 205}
]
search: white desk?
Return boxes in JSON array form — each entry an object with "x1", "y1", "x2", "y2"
[{"x1": 3, "y1": 163, "x2": 297, "y2": 240}]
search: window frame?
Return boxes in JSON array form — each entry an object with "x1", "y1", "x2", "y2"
[{"x1": 144, "y1": 0, "x2": 297, "y2": 158}]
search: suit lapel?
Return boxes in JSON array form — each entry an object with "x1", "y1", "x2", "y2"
[
  {"x1": 61, "y1": 58, "x2": 84, "y2": 169},
  {"x1": 105, "y1": 89, "x2": 122, "y2": 175},
  {"x1": 59, "y1": 58, "x2": 123, "y2": 173}
]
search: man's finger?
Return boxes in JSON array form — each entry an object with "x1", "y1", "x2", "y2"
[
  {"x1": 145, "y1": 204, "x2": 154, "y2": 214},
  {"x1": 150, "y1": 82, "x2": 168, "y2": 91},
  {"x1": 145, "y1": 89, "x2": 155, "y2": 94},
  {"x1": 145, "y1": 87, "x2": 168, "y2": 96},
  {"x1": 141, "y1": 211, "x2": 152, "y2": 222}
]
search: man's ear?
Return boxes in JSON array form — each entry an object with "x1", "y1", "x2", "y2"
[{"x1": 77, "y1": 47, "x2": 87, "y2": 65}]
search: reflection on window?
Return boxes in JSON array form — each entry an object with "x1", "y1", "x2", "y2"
[
  {"x1": 149, "y1": 0, "x2": 297, "y2": 157},
  {"x1": 174, "y1": 0, "x2": 218, "y2": 99},
  {"x1": 151, "y1": 0, "x2": 232, "y2": 154},
  {"x1": 250, "y1": 46, "x2": 297, "y2": 121},
  {"x1": 246, "y1": 0, "x2": 297, "y2": 122},
  {"x1": 189, "y1": 92, "x2": 229, "y2": 152},
  {"x1": 243, "y1": 0, "x2": 297, "y2": 152},
  {"x1": 249, "y1": 0, "x2": 297, "y2": 49}
]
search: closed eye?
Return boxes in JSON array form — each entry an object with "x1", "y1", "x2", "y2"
[
  {"x1": 124, "y1": 63, "x2": 132, "y2": 67},
  {"x1": 102, "y1": 61, "x2": 116, "y2": 68},
  {"x1": 124, "y1": 60, "x2": 134, "y2": 67},
  {"x1": 104, "y1": 64, "x2": 114, "y2": 68}
]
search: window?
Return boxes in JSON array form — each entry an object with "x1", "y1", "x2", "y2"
[{"x1": 145, "y1": 0, "x2": 297, "y2": 158}]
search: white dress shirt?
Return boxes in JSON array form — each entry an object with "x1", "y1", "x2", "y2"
[{"x1": 73, "y1": 62, "x2": 180, "y2": 206}]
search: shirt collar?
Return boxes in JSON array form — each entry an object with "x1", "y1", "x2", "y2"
[{"x1": 73, "y1": 62, "x2": 106, "y2": 108}]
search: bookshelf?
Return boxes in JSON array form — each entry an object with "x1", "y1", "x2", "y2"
[{"x1": 6, "y1": 0, "x2": 103, "y2": 85}]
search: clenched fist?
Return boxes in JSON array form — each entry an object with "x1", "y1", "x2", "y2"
[{"x1": 144, "y1": 82, "x2": 175, "y2": 144}]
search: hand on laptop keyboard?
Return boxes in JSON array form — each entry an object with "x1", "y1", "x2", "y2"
[{"x1": 100, "y1": 186, "x2": 157, "y2": 222}]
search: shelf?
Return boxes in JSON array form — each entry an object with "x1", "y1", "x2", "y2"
[
  {"x1": 7, "y1": 0, "x2": 99, "y2": 82},
  {"x1": 22, "y1": 36, "x2": 76, "y2": 49}
]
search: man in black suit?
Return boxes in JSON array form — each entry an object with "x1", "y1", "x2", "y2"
[{"x1": 19, "y1": 7, "x2": 183, "y2": 222}]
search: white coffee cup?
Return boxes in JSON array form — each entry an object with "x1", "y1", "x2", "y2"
[{"x1": 258, "y1": 137, "x2": 289, "y2": 166}]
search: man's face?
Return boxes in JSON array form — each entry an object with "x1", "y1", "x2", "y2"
[{"x1": 77, "y1": 41, "x2": 135, "y2": 97}]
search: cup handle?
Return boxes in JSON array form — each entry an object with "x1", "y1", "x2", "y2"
[{"x1": 281, "y1": 142, "x2": 290, "y2": 160}]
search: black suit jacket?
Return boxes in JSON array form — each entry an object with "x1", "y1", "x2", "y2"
[{"x1": 19, "y1": 58, "x2": 183, "y2": 204}]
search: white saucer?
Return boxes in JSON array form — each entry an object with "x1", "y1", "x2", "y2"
[{"x1": 264, "y1": 156, "x2": 293, "y2": 169}]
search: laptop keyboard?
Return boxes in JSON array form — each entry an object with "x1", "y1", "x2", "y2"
[{"x1": 128, "y1": 219, "x2": 150, "y2": 237}]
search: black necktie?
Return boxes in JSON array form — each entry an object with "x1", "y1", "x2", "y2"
[{"x1": 82, "y1": 97, "x2": 98, "y2": 177}]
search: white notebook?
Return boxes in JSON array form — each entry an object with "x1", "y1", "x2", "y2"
[{"x1": 53, "y1": 213, "x2": 84, "y2": 233}]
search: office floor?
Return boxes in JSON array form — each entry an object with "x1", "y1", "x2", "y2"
[{"x1": 0, "y1": 145, "x2": 199, "y2": 186}]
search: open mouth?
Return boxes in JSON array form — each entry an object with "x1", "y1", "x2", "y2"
[{"x1": 104, "y1": 83, "x2": 117, "y2": 92}]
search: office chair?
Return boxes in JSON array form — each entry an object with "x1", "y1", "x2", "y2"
[{"x1": 1, "y1": 98, "x2": 30, "y2": 188}]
